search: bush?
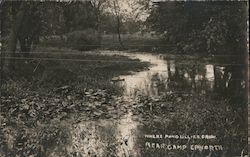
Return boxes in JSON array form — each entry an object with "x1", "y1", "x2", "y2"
[{"x1": 67, "y1": 29, "x2": 100, "y2": 51}]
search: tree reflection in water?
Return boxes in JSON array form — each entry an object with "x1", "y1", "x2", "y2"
[{"x1": 122, "y1": 54, "x2": 247, "y2": 157}]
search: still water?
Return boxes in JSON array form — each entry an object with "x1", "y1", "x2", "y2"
[{"x1": 66, "y1": 52, "x2": 247, "y2": 157}]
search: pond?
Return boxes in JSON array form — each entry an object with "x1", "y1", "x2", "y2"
[{"x1": 66, "y1": 51, "x2": 247, "y2": 157}]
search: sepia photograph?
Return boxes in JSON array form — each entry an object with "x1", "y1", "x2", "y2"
[{"x1": 0, "y1": 0, "x2": 249, "y2": 157}]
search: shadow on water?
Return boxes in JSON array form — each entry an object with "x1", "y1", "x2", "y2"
[{"x1": 65, "y1": 52, "x2": 247, "y2": 157}]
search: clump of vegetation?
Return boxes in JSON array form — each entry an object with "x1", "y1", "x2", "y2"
[
  {"x1": 132, "y1": 93, "x2": 247, "y2": 156},
  {"x1": 0, "y1": 120, "x2": 71, "y2": 157},
  {"x1": 67, "y1": 29, "x2": 100, "y2": 51}
]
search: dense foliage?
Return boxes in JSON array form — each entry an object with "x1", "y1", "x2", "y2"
[
  {"x1": 67, "y1": 29, "x2": 100, "y2": 51},
  {"x1": 147, "y1": 1, "x2": 248, "y2": 55}
]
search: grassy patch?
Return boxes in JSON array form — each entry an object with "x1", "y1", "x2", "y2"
[
  {"x1": 2, "y1": 47, "x2": 150, "y2": 96},
  {"x1": 100, "y1": 34, "x2": 162, "y2": 51},
  {"x1": 39, "y1": 34, "x2": 163, "y2": 52}
]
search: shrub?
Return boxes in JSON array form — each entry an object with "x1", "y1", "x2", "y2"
[{"x1": 67, "y1": 29, "x2": 100, "y2": 51}]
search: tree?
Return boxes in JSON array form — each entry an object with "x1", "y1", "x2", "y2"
[
  {"x1": 17, "y1": 2, "x2": 44, "y2": 56},
  {"x1": 112, "y1": 0, "x2": 124, "y2": 48},
  {"x1": 90, "y1": 0, "x2": 107, "y2": 40},
  {"x1": 2, "y1": 2, "x2": 26, "y2": 72},
  {"x1": 62, "y1": 1, "x2": 96, "y2": 32},
  {"x1": 146, "y1": 1, "x2": 248, "y2": 55}
]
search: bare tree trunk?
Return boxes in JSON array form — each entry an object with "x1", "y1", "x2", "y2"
[
  {"x1": 3, "y1": 15, "x2": 17, "y2": 72},
  {"x1": 96, "y1": 13, "x2": 102, "y2": 47},
  {"x1": 113, "y1": 0, "x2": 124, "y2": 48},
  {"x1": 3, "y1": 4, "x2": 25, "y2": 73},
  {"x1": 90, "y1": 0, "x2": 107, "y2": 48},
  {"x1": 116, "y1": 15, "x2": 123, "y2": 48}
]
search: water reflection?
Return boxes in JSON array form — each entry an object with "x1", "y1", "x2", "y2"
[
  {"x1": 68, "y1": 52, "x2": 247, "y2": 157},
  {"x1": 118, "y1": 53, "x2": 219, "y2": 98},
  {"x1": 119, "y1": 53, "x2": 169, "y2": 98}
]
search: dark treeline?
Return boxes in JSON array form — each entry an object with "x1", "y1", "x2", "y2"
[
  {"x1": 147, "y1": 1, "x2": 248, "y2": 56},
  {"x1": 1, "y1": 1, "x2": 98, "y2": 72},
  {"x1": 1, "y1": 1, "x2": 102, "y2": 51}
]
